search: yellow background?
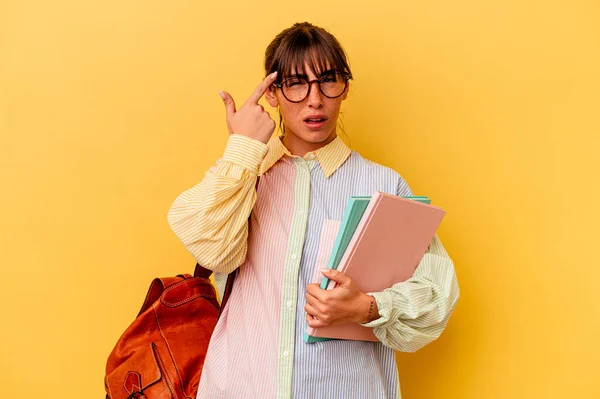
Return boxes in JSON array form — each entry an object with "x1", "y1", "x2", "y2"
[{"x1": 1, "y1": 0, "x2": 599, "y2": 397}]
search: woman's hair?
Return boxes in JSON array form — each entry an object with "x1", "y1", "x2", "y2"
[
  {"x1": 264, "y1": 22, "x2": 352, "y2": 81},
  {"x1": 264, "y1": 22, "x2": 352, "y2": 138}
]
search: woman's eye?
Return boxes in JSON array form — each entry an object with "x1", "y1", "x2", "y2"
[{"x1": 287, "y1": 80, "x2": 304, "y2": 87}]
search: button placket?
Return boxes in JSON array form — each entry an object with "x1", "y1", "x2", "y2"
[{"x1": 276, "y1": 158, "x2": 312, "y2": 399}]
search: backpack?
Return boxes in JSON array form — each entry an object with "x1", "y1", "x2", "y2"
[{"x1": 104, "y1": 264, "x2": 235, "y2": 399}]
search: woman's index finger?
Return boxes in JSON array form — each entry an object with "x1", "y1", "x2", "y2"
[{"x1": 247, "y1": 71, "x2": 278, "y2": 104}]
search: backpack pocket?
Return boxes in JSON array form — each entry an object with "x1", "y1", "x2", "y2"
[{"x1": 105, "y1": 342, "x2": 174, "y2": 399}]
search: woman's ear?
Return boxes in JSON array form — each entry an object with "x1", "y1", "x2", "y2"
[
  {"x1": 342, "y1": 81, "x2": 350, "y2": 100},
  {"x1": 265, "y1": 86, "x2": 279, "y2": 107}
]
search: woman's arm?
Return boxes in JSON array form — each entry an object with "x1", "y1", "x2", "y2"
[
  {"x1": 168, "y1": 73, "x2": 278, "y2": 274},
  {"x1": 361, "y1": 234, "x2": 460, "y2": 352},
  {"x1": 167, "y1": 134, "x2": 267, "y2": 274}
]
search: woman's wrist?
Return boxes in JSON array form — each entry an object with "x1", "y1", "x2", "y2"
[{"x1": 361, "y1": 294, "x2": 379, "y2": 324}]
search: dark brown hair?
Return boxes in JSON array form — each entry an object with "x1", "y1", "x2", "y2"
[{"x1": 264, "y1": 22, "x2": 353, "y2": 82}]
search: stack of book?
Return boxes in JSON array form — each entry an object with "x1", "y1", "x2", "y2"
[{"x1": 304, "y1": 191, "x2": 446, "y2": 343}]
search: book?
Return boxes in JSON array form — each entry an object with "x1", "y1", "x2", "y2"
[
  {"x1": 304, "y1": 194, "x2": 435, "y2": 343},
  {"x1": 305, "y1": 191, "x2": 446, "y2": 342},
  {"x1": 319, "y1": 195, "x2": 432, "y2": 289}
]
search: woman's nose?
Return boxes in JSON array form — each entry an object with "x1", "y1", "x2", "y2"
[{"x1": 307, "y1": 81, "x2": 324, "y2": 108}]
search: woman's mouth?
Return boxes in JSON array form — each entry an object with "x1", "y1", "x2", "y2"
[{"x1": 303, "y1": 117, "x2": 328, "y2": 130}]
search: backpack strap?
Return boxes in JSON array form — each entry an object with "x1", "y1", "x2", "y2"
[
  {"x1": 193, "y1": 263, "x2": 236, "y2": 318},
  {"x1": 219, "y1": 269, "x2": 237, "y2": 316},
  {"x1": 193, "y1": 263, "x2": 213, "y2": 279}
]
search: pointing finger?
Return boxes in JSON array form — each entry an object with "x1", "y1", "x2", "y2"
[{"x1": 246, "y1": 71, "x2": 278, "y2": 104}]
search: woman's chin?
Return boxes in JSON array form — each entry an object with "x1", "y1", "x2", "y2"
[
  {"x1": 283, "y1": 125, "x2": 337, "y2": 151},
  {"x1": 299, "y1": 129, "x2": 336, "y2": 143}
]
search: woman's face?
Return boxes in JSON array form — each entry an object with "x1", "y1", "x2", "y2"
[{"x1": 265, "y1": 61, "x2": 348, "y2": 154}]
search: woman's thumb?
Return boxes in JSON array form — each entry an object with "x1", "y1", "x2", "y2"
[{"x1": 219, "y1": 90, "x2": 236, "y2": 118}]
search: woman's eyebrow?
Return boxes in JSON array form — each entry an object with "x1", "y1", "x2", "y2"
[
  {"x1": 287, "y1": 73, "x2": 308, "y2": 79},
  {"x1": 286, "y1": 69, "x2": 337, "y2": 80},
  {"x1": 318, "y1": 69, "x2": 336, "y2": 76}
]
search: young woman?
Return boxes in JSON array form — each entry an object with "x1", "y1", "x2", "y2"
[{"x1": 168, "y1": 22, "x2": 459, "y2": 399}]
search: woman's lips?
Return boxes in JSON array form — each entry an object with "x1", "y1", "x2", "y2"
[{"x1": 303, "y1": 117, "x2": 328, "y2": 130}]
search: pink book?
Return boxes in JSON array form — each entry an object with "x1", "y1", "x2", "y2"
[
  {"x1": 311, "y1": 219, "x2": 342, "y2": 284},
  {"x1": 306, "y1": 191, "x2": 446, "y2": 342}
]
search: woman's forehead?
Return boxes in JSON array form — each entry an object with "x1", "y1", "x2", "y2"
[{"x1": 287, "y1": 61, "x2": 334, "y2": 78}]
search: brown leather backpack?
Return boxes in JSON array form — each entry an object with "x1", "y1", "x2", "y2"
[{"x1": 104, "y1": 264, "x2": 235, "y2": 399}]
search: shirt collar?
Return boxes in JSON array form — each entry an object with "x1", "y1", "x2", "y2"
[{"x1": 259, "y1": 135, "x2": 351, "y2": 178}]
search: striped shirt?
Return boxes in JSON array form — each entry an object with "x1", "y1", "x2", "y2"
[{"x1": 167, "y1": 134, "x2": 459, "y2": 398}]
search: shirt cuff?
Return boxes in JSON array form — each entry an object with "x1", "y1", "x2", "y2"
[
  {"x1": 222, "y1": 134, "x2": 268, "y2": 173},
  {"x1": 360, "y1": 291, "x2": 394, "y2": 329}
]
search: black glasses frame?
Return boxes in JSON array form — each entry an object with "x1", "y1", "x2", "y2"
[{"x1": 272, "y1": 72, "x2": 352, "y2": 103}]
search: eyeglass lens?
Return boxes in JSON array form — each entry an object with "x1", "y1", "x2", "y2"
[{"x1": 281, "y1": 73, "x2": 347, "y2": 102}]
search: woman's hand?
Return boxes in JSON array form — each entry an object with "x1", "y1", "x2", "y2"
[
  {"x1": 219, "y1": 71, "x2": 278, "y2": 144},
  {"x1": 305, "y1": 269, "x2": 379, "y2": 328}
]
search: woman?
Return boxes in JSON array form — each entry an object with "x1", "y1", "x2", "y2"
[{"x1": 168, "y1": 22, "x2": 459, "y2": 399}]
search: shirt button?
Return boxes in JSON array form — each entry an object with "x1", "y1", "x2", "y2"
[
  {"x1": 307, "y1": 154, "x2": 315, "y2": 160},
  {"x1": 286, "y1": 300, "x2": 292, "y2": 307},
  {"x1": 291, "y1": 254, "x2": 297, "y2": 260},
  {"x1": 297, "y1": 209, "x2": 304, "y2": 215},
  {"x1": 283, "y1": 351, "x2": 289, "y2": 357}
]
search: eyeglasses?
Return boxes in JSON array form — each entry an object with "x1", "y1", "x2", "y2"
[{"x1": 272, "y1": 72, "x2": 351, "y2": 103}]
